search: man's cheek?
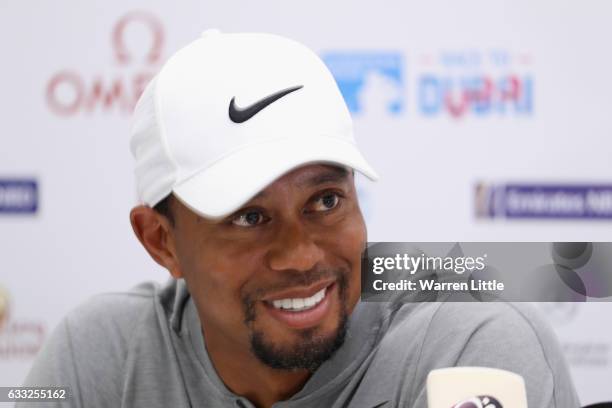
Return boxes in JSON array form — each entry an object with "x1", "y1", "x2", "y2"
[{"x1": 342, "y1": 210, "x2": 366, "y2": 239}]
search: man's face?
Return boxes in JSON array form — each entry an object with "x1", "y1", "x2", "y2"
[{"x1": 170, "y1": 164, "x2": 366, "y2": 371}]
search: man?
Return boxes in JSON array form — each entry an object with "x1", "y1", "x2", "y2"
[{"x1": 22, "y1": 30, "x2": 580, "y2": 407}]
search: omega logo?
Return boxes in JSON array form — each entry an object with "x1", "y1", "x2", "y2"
[{"x1": 45, "y1": 11, "x2": 164, "y2": 116}]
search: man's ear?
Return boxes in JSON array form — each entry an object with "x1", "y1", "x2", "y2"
[{"x1": 129, "y1": 205, "x2": 183, "y2": 279}]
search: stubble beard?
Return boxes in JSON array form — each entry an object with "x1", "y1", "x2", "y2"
[{"x1": 242, "y1": 270, "x2": 350, "y2": 372}]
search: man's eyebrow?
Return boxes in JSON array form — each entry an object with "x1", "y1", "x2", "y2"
[
  {"x1": 300, "y1": 166, "x2": 350, "y2": 188},
  {"x1": 249, "y1": 166, "x2": 350, "y2": 202}
]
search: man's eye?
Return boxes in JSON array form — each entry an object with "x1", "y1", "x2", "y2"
[
  {"x1": 232, "y1": 211, "x2": 266, "y2": 227},
  {"x1": 311, "y1": 193, "x2": 340, "y2": 212}
]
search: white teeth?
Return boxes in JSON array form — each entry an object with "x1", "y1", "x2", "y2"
[{"x1": 270, "y1": 288, "x2": 327, "y2": 312}]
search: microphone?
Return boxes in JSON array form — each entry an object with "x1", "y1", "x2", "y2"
[{"x1": 426, "y1": 367, "x2": 528, "y2": 408}]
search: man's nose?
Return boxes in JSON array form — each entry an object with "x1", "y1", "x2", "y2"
[{"x1": 266, "y1": 221, "x2": 324, "y2": 272}]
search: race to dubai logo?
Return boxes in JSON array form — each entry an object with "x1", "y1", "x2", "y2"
[
  {"x1": 0, "y1": 285, "x2": 46, "y2": 359},
  {"x1": 45, "y1": 11, "x2": 164, "y2": 116},
  {"x1": 417, "y1": 50, "x2": 533, "y2": 119}
]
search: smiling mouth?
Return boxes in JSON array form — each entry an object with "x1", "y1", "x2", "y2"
[
  {"x1": 269, "y1": 287, "x2": 327, "y2": 312},
  {"x1": 261, "y1": 281, "x2": 336, "y2": 329}
]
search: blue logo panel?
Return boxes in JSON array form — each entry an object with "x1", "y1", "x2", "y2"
[
  {"x1": 475, "y1": 183, "x2": 612, "y2": 219},
  {"x1": 0, "y1": 179, "x2": 38, "y2": 214},
  {"x1": 322, "y1": 52, "x2": 404, "y2": 115}
]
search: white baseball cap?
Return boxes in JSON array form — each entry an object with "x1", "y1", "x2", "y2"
[{"x1": 130, "y1": 29, "x2": 378, "y2": 218}]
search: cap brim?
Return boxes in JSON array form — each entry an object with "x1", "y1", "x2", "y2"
[{"x1": 172, "y1": 135, "x2": 378, "y2": 218}]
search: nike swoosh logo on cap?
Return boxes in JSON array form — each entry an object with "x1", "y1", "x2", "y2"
[{"x1": 228, "y1": 85, "x2": 303, "y2": 123}]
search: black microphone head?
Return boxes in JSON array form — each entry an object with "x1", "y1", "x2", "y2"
[{"x1": 453, "y1": 395, "x2": 503, "y2": 408}]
